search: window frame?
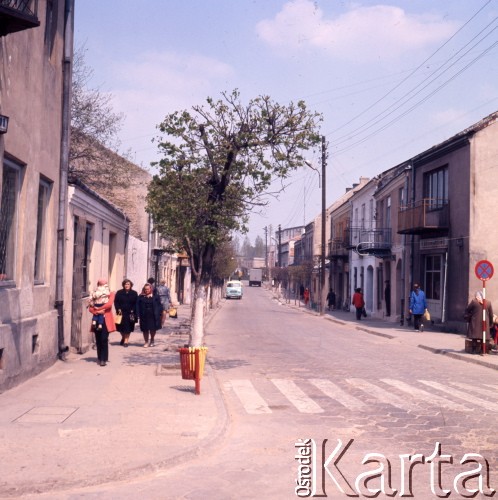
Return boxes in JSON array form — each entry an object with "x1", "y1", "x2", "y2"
[
  {"x1": 424, "y1": 166, "x2": 448, "y2": 210},
  {"x1": 34, "y1": 178, "x2": 52, "y2": 284},
  {"x1": 424, "y1": 254, "x2": 442, "y2": 301},
  {"x1": 0, "y1": 159, "x2": 23, "y2": 285}
]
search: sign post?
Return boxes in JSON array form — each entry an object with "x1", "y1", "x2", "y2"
[{"x1": 474, "y1": 260, "x2": 494, "y2": 355}]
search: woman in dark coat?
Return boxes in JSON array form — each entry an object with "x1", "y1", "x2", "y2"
[
  {"x1": 464, "y1": 291, "x2": 494, "y2": 354},
  {"x1": 114, "y1": 279, "x2": 138, "y2": 347},
  {"x1": 136, "y1": 283, "x2": 163, "y2": 347}
]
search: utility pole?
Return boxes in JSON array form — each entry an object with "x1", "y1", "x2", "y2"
[
  {"x1": 268, "y1": 224, "x2": 273, "y2": 285},
  {"x1": 264, "y1": 226, "x2": 268, "y2": 282},
  {"x1": 320, "y1": 136, "x2": 327, "y2": 316},
  {"x1": 278, "y1": 224, "x2": 282, "y2": 268}
]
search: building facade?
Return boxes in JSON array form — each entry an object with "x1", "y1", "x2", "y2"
[
  {"x1": 65, "y1": 180, "x2": 128, "y2": 352},
  {"x1": 0, "y1": 1, "x2": 72, "y2": 391}
]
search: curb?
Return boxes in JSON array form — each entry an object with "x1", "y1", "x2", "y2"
[
  {"x1": 417, "y1": 344, "x2": 498, "y2": 371},
  {"x1": 355, "y1": 326, "x2": 395, "y2": 340}
]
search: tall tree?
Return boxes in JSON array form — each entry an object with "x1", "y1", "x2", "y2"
[
  {"x1": 69, "y1": 45, "x2": 131, "y2": 191},
  {"x1": 147, "y1": 90, "x2": 322, "y2": 346},
  {"x1": 254, "y1": 235, "x2": 265, "y2": 258},
  {"x1": 241, "y1": 236, "x2": 254, "y2": 259}
]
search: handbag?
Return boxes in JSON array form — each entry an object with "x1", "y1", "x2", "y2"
[
  {"x1": 423, "y1": 309, "x2": 431, "y2": 322},
  {"x1": 114, "y1": 312, "x2": 123, "y2": 325},
  {"x1": 169, "y1": 307, "x2": 178, "y2": 319},
  {"x1": 362, "y1": 307, "x2": 367, "y2": 318}
]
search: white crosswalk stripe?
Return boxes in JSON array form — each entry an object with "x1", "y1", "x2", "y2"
[
  {"x1": 309, "y1": 379, "x2": 366, "y2": 411},
  {"x1": 229, "y1": 379, "x2": 272, "y2": 414},
  {"x1": 381, "y1": 379, "x2": 471, "y2": 412},
  {"x1": 451, "y1": 381, "x2": 497, "y2": 399},
  {"x1": 420, "y1": 380, "x2": 498, "y2": 412},
  {"x1": 227, "y1": 378, "x2": 498, "y2": 415},
  {"x1": 271, "y1": 379, "x2": 324, "y2": 414},
  {"x1": 345, "y1": 378, "x2": 417, "y2": 410}
]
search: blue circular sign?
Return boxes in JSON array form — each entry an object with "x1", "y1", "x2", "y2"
[{"x1": 475, "y1": 260, "x2": 494, "y2": 281}]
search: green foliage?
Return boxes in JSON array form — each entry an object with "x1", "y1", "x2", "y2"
[{"x1": 147, "y1": 90, "x2": 322, "y2": 283}]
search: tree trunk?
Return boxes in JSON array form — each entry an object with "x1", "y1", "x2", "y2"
[{"x1": 190, "y1": 280, "x2": 206, "y2": 347}]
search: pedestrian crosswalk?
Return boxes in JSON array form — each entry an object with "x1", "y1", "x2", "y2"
[{"x1": 225, "y1": 377, "x2": 498, "y2": 415}]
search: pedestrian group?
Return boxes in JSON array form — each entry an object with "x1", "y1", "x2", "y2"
[{"x1": 88, "y1": 277, "x2": 173, "y2": 367}]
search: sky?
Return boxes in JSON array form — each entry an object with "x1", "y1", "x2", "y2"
[{"x1": 74, "y1": 0, "x2": 498, "y2": 245}]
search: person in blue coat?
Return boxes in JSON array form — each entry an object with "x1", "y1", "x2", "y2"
[{"x1": 409, "y1": 283, "x2": 427, "y2": 331}]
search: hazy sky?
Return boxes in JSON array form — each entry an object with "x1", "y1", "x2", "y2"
[{"x1": 74, "y1": 0, "x2": 498, "y2": 244}]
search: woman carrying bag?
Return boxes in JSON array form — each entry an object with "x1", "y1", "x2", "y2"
[{"x1": 114, "y1": 279, "x2": 138, "y2": 347}]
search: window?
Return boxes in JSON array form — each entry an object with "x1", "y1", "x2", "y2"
[
  {"x1": 385, "y1": 196, "x2": 391, "y2": 228},
  {"x1": 424, "y1": 167, "x2": 448, "y2": 209},
  {"x1": 83, "y1": 223, "x2": 92, "y2": 293},
  {"x1": 361, "y1": 204, "x2": 366, "y2": 229},
  {"x1": 425, "y1": 255, "x2": 442, "y2": 300},
  {"x1": 108, "y1": 231, "x2": 117, "y2": 283},
  {"x1": 34, "y1": 179, "x2": 51, "y2": 283},
  {"x1": 73, "y1": 217, "x2": 93, "y2": 297},
  {"x1": 399, "y1": 186, "x2": 405, "y2": 206},
  {"x1": 0, "y1": 161, "x2": 22, "y2": 283}
]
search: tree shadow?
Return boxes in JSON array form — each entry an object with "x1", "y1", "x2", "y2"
[
  {"x1": 208, "y1": 357, "x2": 251, "y2": 370},
  {"x1": 170, "y1": 385, "x2": 196, "y2": 394}
]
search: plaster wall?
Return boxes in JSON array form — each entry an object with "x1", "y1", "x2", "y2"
[{"x1": 0, "y1": 1, "x2": 66, "y2": 391}]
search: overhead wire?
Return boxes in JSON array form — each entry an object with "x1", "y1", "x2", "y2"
[
  {"x1": 330, "y1": 16, "x2": 498, "y2": 148},
  {"x1": 332, "y1": 39, "x2": 498, "y2": 155},
  {"x1": 325, "y1": 0, "x2": 495, "y2": 138}
]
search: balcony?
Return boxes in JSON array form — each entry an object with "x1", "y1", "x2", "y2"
[
  {"x1": 0, "y1": 0, "x2": 39, "y2": 36},
  {"x1": 398, "y1": 198, "x2": 449, "y2": 235},
  {"x1": 328, "y1": 238, "x2": 348, "y2": 260},
  {"x1": 345, "y1": 227, "x2": 392, "y2": 258}
]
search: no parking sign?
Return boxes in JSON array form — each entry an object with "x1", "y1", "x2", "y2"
[
  {"x1": 474, "y1": 260, "x2": 494, "y2": 355},
  {"x1": 475, "y1": 260, "x2": 494, "y2": 281}
]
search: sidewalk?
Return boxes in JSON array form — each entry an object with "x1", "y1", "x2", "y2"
[
  {"x1": 273, "y1": 291, "x2": 498, "y2": 371},
  {"x1": 0, "y1": 303, "x2": 228, "y2": 498}
]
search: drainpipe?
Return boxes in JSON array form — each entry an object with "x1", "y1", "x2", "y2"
[
  {"x1": 55, "y1": 0, "x2": 74, "y2": 360},
  {"x1": 441, "y1": 249, "x2": 448, "y2": 323},
  {"x1": 400, "y1": 162, "x2": 413, "y2": 326}
]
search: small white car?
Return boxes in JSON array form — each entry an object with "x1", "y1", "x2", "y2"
[{"x1": 225, "y1": 280, "x2": 243, "y2": 300}]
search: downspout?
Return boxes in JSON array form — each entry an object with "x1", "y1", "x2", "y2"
[
  {"x1": 55, "y1": 0, "x2": 74, "y2": 359},
  {"x1": 408, "y1": 161, "x2": 416, "y2": 325},
  {"x1": 441, "y1": 249, "x2": 448, "y2": 323},
  {"x1": 401, "y1": 162, "x2": 413, "y2": 325}
]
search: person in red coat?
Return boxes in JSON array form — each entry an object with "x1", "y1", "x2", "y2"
[
  {"x1": 352, "y1": 288, "x2": 365, "y2": 320},
  {"x1": 303, "y1": 288, "x2": 310, "y2": 307},
  {"x1": 88, "y1": 278, "x2": 116, "y2": 366}
]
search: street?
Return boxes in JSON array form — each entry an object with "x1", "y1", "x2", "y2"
[{"x1": 24, "y1": 284, "x2": 498, "y2": 499}]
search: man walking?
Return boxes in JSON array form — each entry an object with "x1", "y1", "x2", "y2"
[{"x1": 409, "y1": 283, "x2": 427, "y2": 331}]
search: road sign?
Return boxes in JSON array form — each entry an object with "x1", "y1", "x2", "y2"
[{"x1": 475, "y1": 260, "x2": 494, "y2": 281}]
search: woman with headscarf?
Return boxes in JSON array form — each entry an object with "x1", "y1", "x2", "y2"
[
  {"x1": 114, "y1": 279, "x2": 138, "y2": 347},
  {"x1": 88, "y1": 278, "x2": 116, "y2": 366},
  {"x1": 464, "y1": 291, "x2": 494, "y2": 354},
  {"x1": 136, "y1": 282, "x2": 163, "y2": 347}
]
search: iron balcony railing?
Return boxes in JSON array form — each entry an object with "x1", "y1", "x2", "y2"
[
  {"x1": 345, "y1": 227, "x2": 392, "y2": 253},
  {"x1": 328, "y1": 238, "x2": 348, "y2": 259},
  {"x1": 0, "y1": 0, "x2": 39, "y2": 36},
  {"x1": 398, "y1": 198, "x2": 449, "y2": 235}
]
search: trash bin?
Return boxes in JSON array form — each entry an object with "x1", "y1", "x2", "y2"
[{"x1": 178, "y1": 347, "x2": 208, "y2": 395}]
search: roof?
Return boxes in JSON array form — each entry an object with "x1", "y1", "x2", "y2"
[{"x1": 68, "y1": 176, "x2": 129, "y2": 221}]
